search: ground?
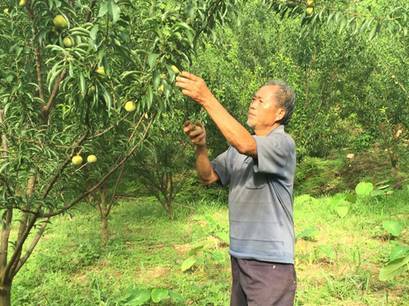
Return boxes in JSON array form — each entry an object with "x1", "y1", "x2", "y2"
[{"x1": 13, "y1": 187, "x2": 409, "y2": 305}]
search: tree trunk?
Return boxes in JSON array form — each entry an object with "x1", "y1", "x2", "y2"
[
  {"x1": 97, "y1": 186, "x2": 110, "y2": 246},
  {"x1": 101, "y1": 214, "x2": 109, "y2": 246},
  {"x1": 0, "y1": 284, "x2": 11, "y2": 306},
  {"x1": 165, "y1": 199, "x2": 173, "y2": 220}
]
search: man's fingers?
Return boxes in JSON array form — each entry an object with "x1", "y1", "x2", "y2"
[
  {"x1": 175, "y1": 76, "x2": 193, "y2": 84},
  {"x1": 189, "y1": 128, "x2": 204, "y2": 138},
  {"x1": 181, "y1": 89, "x2": 192, "y2": 97},
  {"x1": 192, "y1": 134, "x2": 205, "y2": 144},
  {"x1": 194, "y1": 122, "x2": 204, "y2": 129},
  {"x1": 175, "y1": 81, "x2": 190, "y2": 89},
  {"x1": 180, "y1": 71, "x2": 198, "y2": 80}
]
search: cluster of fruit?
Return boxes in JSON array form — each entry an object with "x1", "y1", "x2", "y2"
[
  {"x1": 71, "y1": 65, "x2": 180, "y2": 168},
  {"x1": 71, "y1": 154, "x2": 97, "y2": 166},
  {"x1": 306, "y1": 0, "x2": 314, "y2": 16},
  {"x1": 120, "y1": 65, "x2": 181, "y2": 113},
  {"x1": 51, "y1": 14, "x2": 75, "y2": 48}
]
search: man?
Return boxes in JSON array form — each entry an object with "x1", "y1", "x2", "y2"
[{"x1": 176, "y1": 71, "x2": 296, "y2": 306}]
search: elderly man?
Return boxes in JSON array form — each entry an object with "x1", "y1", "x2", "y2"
[{"x1": 176, "y1": 71, "x2": 296, "y2": 306}]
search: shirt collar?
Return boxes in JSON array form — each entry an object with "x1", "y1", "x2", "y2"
[{"x1": 267, "y1": 124, "x2": 285, "y2": 135}]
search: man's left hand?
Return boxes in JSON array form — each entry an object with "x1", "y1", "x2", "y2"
[{"x1": 175, "y1": 72, "x2": 214, "y2": 106}]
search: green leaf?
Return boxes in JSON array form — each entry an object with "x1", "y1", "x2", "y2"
[
  {"x1": 79, "y1": 73, "x2": 86, "y2": 97},
  {"x1": 98, "y1": 1, "x2": 108, "y2": 18},
  {"x1": 355, "y1": 182, "x2": 374, "y2": 197},
  {"x1": 214, "y1": 231, "x2": 229, "y2": 244},
  {"x1": 383, "y1": 220, "x2": 404, "y2": 237},
  {"x1": 148, "y1": 53, "x2": 160, "y2": 69},
  {"x1": 181, "y1": 256, "x2": 196, "y2": 272},
  {"x1": 296, "y1": 227, "x2": 318, "y2": 241},
  {"x1": 188, "y1": 244, "x2": 204, "y2": 256},
  {"x1": 390, "y1": 243, "x2": 409, "y2": 261},
  {"x1": 132, "y1": 290, "x2": 151, "y2": 305},
  {"x1": 151, "y1": 288, "x2": 169, "y2": 303},
  {"x1": 169, "y1": 291, "x2": 184, "y2": 303},
  {"x1": 334, "y1": 205, "x2": 349, "y2": 218},
  {"x1": 146, "y1": 86, "x2": 153, "y2": 109},
  {"x1": 110, "y1": 0, "x2": 121, "y2": 24},
  {"x1": 317, "y1": 245, "x2": 336, "y2": 261},
  {"x1": 379, "y1": 255, "x2": 409, "y2": 281}
]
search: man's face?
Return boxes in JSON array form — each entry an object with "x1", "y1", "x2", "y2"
[{"x1": 246, "y1": 85, "x2": 285, "y2": 132}]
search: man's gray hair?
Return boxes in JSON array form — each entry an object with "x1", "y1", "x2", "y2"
[{"x1": 265, "y1": 80, "x2": 295, "y2": 126}]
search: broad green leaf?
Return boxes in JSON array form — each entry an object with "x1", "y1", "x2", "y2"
[
  {"x1": 98, "y1": 1, "x2": 108, "y2": 18},
  {"x1": 383, "y1": 220, "x2": 404, "y2": 237},
  {"x1": 129, "y1": 289, "x2": 151, "y2": 305},
  {"x1": 169, "y1": 291, "x2": 184, "y2": 303},
  {"x1": 334, "y1": 205, "x2": 349, "y2": 218},
  {"x1": 151, "y1": 288, "x2": 169, "y2": 303},
  {"x1": 214, "y1": 231, "x2": 229, "y2": 244},
  {"x1": 148, "y1": 53, "x2": 160, "y2": 69},
  {"x1": 355, "y1": 182, "x2": 374, "y2": 197},
  {"x1": 317, "y1": 245, "x2": 336, "y2": 261},
  {"x1": 188, "y1": 244, "x2": 204, "y2": 256},
  {"x1": 111, "y1": 1, "x2": 121, "y2": 23},
  {"x1": 379, "y1": 256, "x2": 409, "y2": 281},
  {"x1": 390, "y1": 243, "x2": 409, "y2": 261},
  {"x1": 211, "y1": 250, "x2": 226, "y2": 263},
  {"x1": 181, "y1": 256, "x2": 196, "y2": 272},
  {"x1": 296, "y1": 227, "x2": 318, "y2": 241}
]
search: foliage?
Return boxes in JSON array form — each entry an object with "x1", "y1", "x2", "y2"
[
  {"x1": 193, "y1": 0, "x2": 409, "y2": 161},
  {"x1": 132, "y1": 111, "x2": 195, "y2": 218},
  {"x1": 0, "y1": 0, "x2": 239, "y2": 303},
  {"x1": 383, "y1": 220, "x2": 404, "y2": 238},
  {"x1": 262, "y1": 0, "x2": 409, "y2": 39},
  {"x1": 296, "y1": 226, "x2": 318, "y2": 241}
]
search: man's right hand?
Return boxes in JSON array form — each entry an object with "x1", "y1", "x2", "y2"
[{"x1": 183, "y1": 121, "x2": 206, "y2": 147}]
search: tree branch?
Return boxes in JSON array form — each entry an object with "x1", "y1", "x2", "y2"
[
  {"x1": 42, "y1": 132, "x2": 89, "y2": 200},
  {"x1": 12, "y1": 218, "x2": 50, "y2": 277},
  {"x1": 26, "y1": 1, "x2": 45, "y2": 103},
  {"x1": 0, "y1": 110, "x2": 13, "y2": 280},
  {"x1": 8, "y1": 175, "x2": 37, "y2": 276},
  {"x1": 41, "y1": 118, "x2": 154, "y2": 218},
  {"x1": 107, "y1": 163, "x2": 125, "y2": 216},
  {"x1": 4, "y1": 214, "x2": 37, "y2": 280},
  {"x1": 0, "y1": 209, "x2": 13, "y2": 283},
  {"x1": 41, "y1": 69, "x2": 67, "y2": 120}
]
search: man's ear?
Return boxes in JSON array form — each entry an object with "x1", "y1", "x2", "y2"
[{"x1": 276, "y1": 108, "x2": 286, "y2": 122}]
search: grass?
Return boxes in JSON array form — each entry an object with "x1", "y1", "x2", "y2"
[{"x1": 12, "y1": 186, "x2": 409, "y2": 305}]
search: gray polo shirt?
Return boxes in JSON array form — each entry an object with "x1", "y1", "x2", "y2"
[{"x1": 211, "y1": 125, "x2": 296, "y2": 263}]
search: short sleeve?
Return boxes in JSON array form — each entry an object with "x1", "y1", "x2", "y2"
[
  {"x1": 252, "y1": 134, "x2": 295, "y2": 175},
  {"x1": 211, "y1": 147, "x2": 232, "y2": 186}
]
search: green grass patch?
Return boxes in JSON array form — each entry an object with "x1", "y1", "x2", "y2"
[{"x1": 13, "y1": 187, "x2": 409, "y2": 305}]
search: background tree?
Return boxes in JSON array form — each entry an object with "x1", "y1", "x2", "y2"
[{"x1": 0, "y1": 0, "x2": 239, "y2": 304}]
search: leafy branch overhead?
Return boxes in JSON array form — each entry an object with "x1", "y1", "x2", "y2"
[{"x1": 262, "y1": 0, "x2": 409, "y2": 39}]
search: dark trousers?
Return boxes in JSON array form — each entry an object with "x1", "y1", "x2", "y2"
[{"x1": 230, "y1": 256, "x2": 296, "y2": 306}]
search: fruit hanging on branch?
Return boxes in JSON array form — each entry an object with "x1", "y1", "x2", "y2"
[
  {"x1": 171, "y1": 65, "x2": 181, "y2": 74},
  {"x1": 95, "y1": 66, "x2": 106, "y2": 76},
  {"x1": 71, "y1": 154, "x2": 83, "y2": 166},
  {"x1": 306, "y1": 6, "x2": 314, "y2": 16},
  {"x1": 53, "y1": 15, "x2": 69, "y2": 30},
  {"x1": 19, "y1": 0, "x2": 26, "y2": 7},
  {"x1": 124, "y1": 101, "x2": 136, "y2": 112},
  {"x1": 306, "y1": 0, "x2": 314, "y2": 7},
  {"x1": 87, "y1": 155, "x2": 97, "y2": 163},
  {"x1": 63, "y1": 37, "x2": 74, "y2": 48}
]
